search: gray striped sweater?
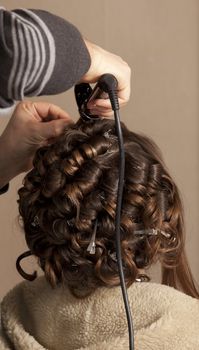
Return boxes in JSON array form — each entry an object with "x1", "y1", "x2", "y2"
[{"x1": 0, "y1": 7, "x2": 91, "y2": 108}]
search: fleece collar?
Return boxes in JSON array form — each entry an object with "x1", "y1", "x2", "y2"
[{"x1": 1, "y1": 276, "x2": 199, "y2": 350}]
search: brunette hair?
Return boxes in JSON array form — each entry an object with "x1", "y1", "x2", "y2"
[{"x1": 17, "y1": 118, "x2": 199, "y2": 298}]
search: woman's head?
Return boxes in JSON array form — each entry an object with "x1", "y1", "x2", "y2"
[{"x1": 17, "y1": 118, "x2": 199, "y2": 298}]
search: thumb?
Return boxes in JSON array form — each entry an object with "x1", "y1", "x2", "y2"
[{"x1": 38, "y1": 119, "x2": 73, "y2": 141}]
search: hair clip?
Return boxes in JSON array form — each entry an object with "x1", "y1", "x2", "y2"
[
  {"x1": 103, "y1": 129, "x2": 112, "y2": 138},
  {"x1": 109, "y1": 251, "x2": 117, "y2": 262},
  {"x1": 87, "y1": 218, "x2": 98, "y2": 255},
  {"x1": 134, "y1": 228, "x2": 171, "y2": 239},
  {"x1": 103, "y1": 129, "x2": 117, "y2": 141},
  {"x1": 66, "y1": 218, "x2": 74, "y2": 227},
  {"x1": 31, "y1": 215, "x2": 39, "y2": 227},
  {"x1": 98, "y1": 191, "x2": 105, "y2": 201},
  {"x1": 135, "y1": 274, "x2": 150, "y2": 282},
  {"x1": 159, "y1": 230, "x2": 172, "y2": 239}
]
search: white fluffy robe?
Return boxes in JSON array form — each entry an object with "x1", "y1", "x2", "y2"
[{"x1": 1, "y1": 276, "x2": 199, "y2": 349}]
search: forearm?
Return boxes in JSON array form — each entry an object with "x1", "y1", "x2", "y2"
[{"x1": 0, "y1": 8, "x2": 91, "y2": 108}]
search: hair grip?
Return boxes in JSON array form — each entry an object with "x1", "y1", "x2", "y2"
[
  {"x1": 134, "y1": 228, "x2": 171, "y2": 239},
  {"x1": 31, "y1": 215, "x2": 39, "y2": 227},
  {"x1": 87, "y1": 218, "x2": 98, "y2": 255}
]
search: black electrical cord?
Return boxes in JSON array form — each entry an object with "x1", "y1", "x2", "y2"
[
  {"x1": 109, "y1": 90, "x2": 134, "y2": 350},
  {"x1": 75, "y1": 74, "x2": 134, "y2": 350}
]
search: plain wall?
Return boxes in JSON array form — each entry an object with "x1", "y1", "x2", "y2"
[{"x1": 0, "y1": 0, "x2": 198, "y2": 299}]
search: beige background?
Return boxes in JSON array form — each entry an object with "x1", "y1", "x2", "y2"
[{"x1": 0, "y1": 0, "x2": 198, "y2": 299}]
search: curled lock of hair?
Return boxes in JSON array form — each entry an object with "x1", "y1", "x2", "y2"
[
  {"x1": 17, "y1": 118, "x2": 199, "y2": 299},
  {"x1": 16, "y1": 250, "x2": 37, "y2": 281}
]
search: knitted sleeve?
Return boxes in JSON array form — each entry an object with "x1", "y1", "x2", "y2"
[{"x1": 0, "y1": 7, "x2": 91, "y2": 108}]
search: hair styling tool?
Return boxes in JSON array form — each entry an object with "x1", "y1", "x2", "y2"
[{"x1": 75, "y1": 74, "x2": 134, "y2": 350}]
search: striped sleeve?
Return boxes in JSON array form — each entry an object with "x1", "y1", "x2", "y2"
[{"x1": 0, "y1": 8, "x2": 91, "y2": 108}]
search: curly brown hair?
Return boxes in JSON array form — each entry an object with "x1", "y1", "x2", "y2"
[{"x1": 17, "y1": 118, "x2": 199, "y2": 298}]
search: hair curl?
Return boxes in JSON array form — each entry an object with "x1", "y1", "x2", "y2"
[{"x1": 17, "y1": 118, "x2": 199, "y2": 298}]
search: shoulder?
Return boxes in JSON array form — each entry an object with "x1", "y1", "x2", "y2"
[
  {"x1": 0, "y1": 303, "x2": 13, "y2": 349},
  {"x1": 2, "y1": 275, "x2": 49, "y2": 299},
  {"x1": 1, "y1": 276, "x2": 49, "y2": 313},
  {"x1": 128, "y1": 281, "x2": 199, "y2": 324},
  {"x1": 1, "y1": 277, "x2": 50, "y2": 335},
  {"x1": 130, "y1": 282, "x2": 199, "y2": 350}
]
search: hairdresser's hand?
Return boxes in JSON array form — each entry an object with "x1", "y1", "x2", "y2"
[
  {"x1": 81, "y1": 40, "x2": 131, "y2": 117},
  {"x1": 0, "y1": 101, "x2": 72, "y2": 188}
]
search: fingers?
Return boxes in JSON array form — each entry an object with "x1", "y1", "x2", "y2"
[
  {"x1": 37, "y1": 119, "x2": 74, "y2": 144},
  {"x1": 2, "y1": 101, "x2": 74, "y2": 178},
  {"x1": 81, "y1": 40, "x2": 131, "y2": 107},
  {"x1": 13, "y1": 101, "x2": 74, "y2": 148},
  {"x1": 87, "y1": 97, "x2": 126, "y2": 117},
  {"x1": 32, "y1": 102, "x2": 74, "y2": 140},
  {"x1": 22, "y1": 101, "x2": 72, "y2": 121},
  {"x1": 89, "y1": 110, "x2": 114, "y2": 118},
  {"x1": 88, "y1": 97, "x2": 127, "y2": 109},
  {"x1": 117, "y1": 65, "x2": 131, "y2": 103}
]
